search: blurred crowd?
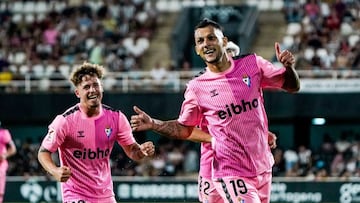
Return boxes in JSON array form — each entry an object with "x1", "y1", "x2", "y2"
[
  {"x1": 273, "y1": 130, "x2": 360, "y2": 180},
  {"x1": 279, "y1": 0, "x2": 360, "y2": 78},
  {"x1": 0, "y1": 0, "x2": 158, "y2": 91},
  {"x1": 0, "y1": 0, "x2": 359, "y2": 92}
]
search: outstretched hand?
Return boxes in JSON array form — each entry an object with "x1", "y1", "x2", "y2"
[
  {"x1": 130, "y1": 106, "x2": 153, "y2": 131},
  {"x1": 275, "y1": 42, "x2": 295, "y2": 68}
]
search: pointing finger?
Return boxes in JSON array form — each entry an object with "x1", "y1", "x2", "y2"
[
  {"x1": 133, "y1": 106, "x2": 143, "y2": 114},
  {"x1": 275, "y1": 42, "x2": 281, "y2": 61}
]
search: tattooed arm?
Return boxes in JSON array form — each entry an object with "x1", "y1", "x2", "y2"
[
  {"x1": 122, "y1": 141, "x2": 155, "y2": 161},
  {"x1": 131, "y1": 106, "x2": 211, "y2": 142},
  {"x1": 151, "y1": 119, "x2": 194, "y2": 140}
]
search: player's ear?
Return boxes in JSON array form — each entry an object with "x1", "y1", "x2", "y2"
[
  {"x1": 222, "y1": 37, "x2": 228, "y2": 48},
  {"x1": 74, "y1": 88, "x2": 80, "y2": 98},
  {"x1": 195, "y1": 45, "x2": 200, "y2": 55}
]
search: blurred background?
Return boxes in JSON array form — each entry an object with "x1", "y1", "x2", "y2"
[{"x1": 0, "y1": 0, "x2": 360, "y2": 202}]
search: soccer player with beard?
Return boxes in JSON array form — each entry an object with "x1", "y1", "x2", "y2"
[
  {"x1": 162, "y1": 41, "x2": 277, "y2": 203},
  {"x1": 38, "y1": 62, "x2": 155, "y2": 203},
  {"x1": 130, "y1": 18, "x2": 299, "y2": 203}
]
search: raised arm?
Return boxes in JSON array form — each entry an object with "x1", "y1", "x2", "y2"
[{"x1": 275, "y1": 42, "x2": 300, "y2": 93}]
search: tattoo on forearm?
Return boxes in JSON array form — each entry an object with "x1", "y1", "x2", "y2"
[
  {"x1": 129, "y1": 144, "x2": 144, "y2": 160},
  {"x1": 154, "y1": 120, "x2": 186, "y2": 139}
]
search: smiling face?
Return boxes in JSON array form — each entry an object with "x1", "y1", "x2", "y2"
[
  {"x1": 75, "y1": 74, "x2": 103, "y2": 111},
  {"x1": 194, "y1": 26, "x2": 227, "y2": 65}
]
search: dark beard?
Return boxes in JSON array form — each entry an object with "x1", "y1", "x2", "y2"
[
  {"x1": 204, "y1": 53, "x2": 221, "y2": 64},
  {"x1": 89, "y1": 103, "x2": 99, "y2": 108}
]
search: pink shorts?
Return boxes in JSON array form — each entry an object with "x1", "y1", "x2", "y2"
[
  {"x1": 198, "y1": 175, "x2": 224, "y2": 203},
  {"x1": 0, "y1": 170, "x2": 5, "y2": 195},
  {"x1": 213, "y1": 171, "x2": 272, "y2": 203},
  {"x1": 64, "y1": 196, "x2": 117, "y2": 203}
]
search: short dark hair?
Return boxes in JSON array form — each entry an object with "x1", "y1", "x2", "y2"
[{"x1": 195, "y1": 18, "x2": 223, "y2": 31}]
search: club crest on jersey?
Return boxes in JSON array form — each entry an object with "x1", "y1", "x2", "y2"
[
  {"x1": 242, "y1": 74, "x2": 251, "y2": 87},
  {"x1": 105, "y1": 126, "x2": 112, "y2": 138}
]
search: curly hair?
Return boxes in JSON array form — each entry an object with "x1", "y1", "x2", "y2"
[{"x1": 69, "y1": 62, "x2": 106, "y2": 86}]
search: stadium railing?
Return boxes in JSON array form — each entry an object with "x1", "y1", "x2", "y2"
[{"x1": 1, "y1": 69, "x2": 360, "y2": 93}]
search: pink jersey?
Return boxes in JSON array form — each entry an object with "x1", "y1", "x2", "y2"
[
  {"x1": 197, "y1": 118, "x2": 213, "y2": 178},
  {"x1": 178, "y1": 54, "x2": 285, "y2": 178},
  {"x1": 0, "y1": 129, "x2": 12, "y2": 172},
  {"x1": 41, "y1": 104, "x2": 136, "y2": 202}
]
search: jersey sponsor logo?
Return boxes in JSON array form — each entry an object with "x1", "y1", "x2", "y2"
[
  {"x1": 218, "y1": 98, "x2": 259, "y2": 119},
  {"x1": 73, "y1": 147, "x2": 110, "y2": 159}
]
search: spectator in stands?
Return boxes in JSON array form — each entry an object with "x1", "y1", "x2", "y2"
[
  {"x1": 283, "y1": 148, "x2": 299, "y2": 176},
  {"x1": 122, "y1": 32, "x2": 150, "y2": 62},
  {"x1": 0, "y1": 121, "x2": 17, "y2": 203},
  {"x1": 0, "y1": 0, "x2": 158, "y2": 91},
  {"x1": 0, "y1": 66, "x2": 13, "y2": 92},
  {"x1": 304, "y1": 0, "x2": 321, "y2": 24},
  {"x1": 282, "y1": 0, "x2": 303, "y2": 23},
  {"x1": 272, "y1": 147, "x2": 285, "y2": 176},
  {"x1": 325, "y1": 7, "x2": 341, "y2": 31},
  {"x1": 335, "y1": 131, "x2": 351, "y2": 153},
  {"x1": 351, "y1": 41, "x2": 360, "y2": 70},
  {"x1": 0, "y1": 2, "x2": 12, "y2": 23},
  {"x1": 183, "y1": 144, "x2": 200, "y2": 174},
  {"x1": 37, "y1": 62, "x2": 155, "y2": 203},
  {"x1": 88, "y1": 41, "x2": 105, "y2": 65},
  {"x1": 297, "y1": 145, "x2": 312, "y2": 176},
  {"x1": 48, "y1": 65, "x2": 71, "y2": 91},
  {"x1": 149, "y1": 61, "x2": 168, "y2": 90}
]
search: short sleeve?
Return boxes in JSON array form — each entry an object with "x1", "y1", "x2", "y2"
[
  {"x1": 256, "y1": 54, "x2": 286, "y2": 88},
  {"x1": 116, "y1": 111, "x2": 136, "y2": 146},
  {"x1": 41, "y1": 115, "x2": 67, "y2": 152},
  {"x1": 1, "y1": 129, "x2": 12, "y2": 144},
  {"x1": 177, "y1": 86, "x2": 202, "y2": 126}
]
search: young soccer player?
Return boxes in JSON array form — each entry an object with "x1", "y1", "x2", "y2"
[
  {"x1": 38, "y1": 62, "x2": 155, "y2": 203},
  {"x1": 130, "y1": 18, "x2": 299, "y2": 203},
  {"x1": 0, "y1": 121, "x2": 17, "y2": 203}
]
